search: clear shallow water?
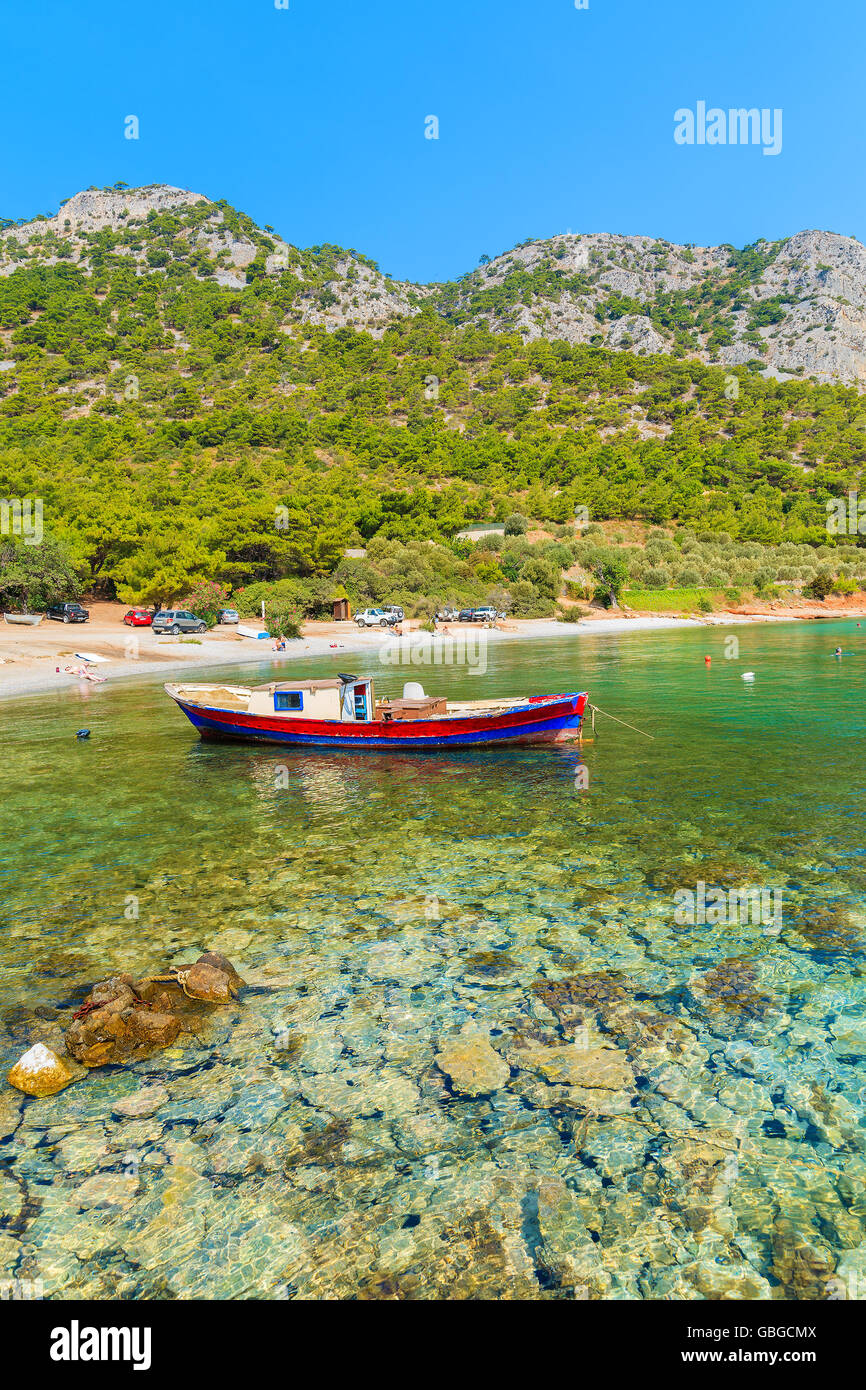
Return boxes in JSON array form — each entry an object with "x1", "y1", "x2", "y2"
[{"x1": 1, "y1": 621, "x2": 865, "y2": 1300}]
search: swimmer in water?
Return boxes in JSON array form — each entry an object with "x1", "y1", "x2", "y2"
[{"x1": 834, "y1": 647, "x2": 843, "y2": 656}]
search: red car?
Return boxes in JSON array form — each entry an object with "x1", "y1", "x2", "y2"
[{"x1": 123, "y1": 609, "x2": 153, "y2": 627}]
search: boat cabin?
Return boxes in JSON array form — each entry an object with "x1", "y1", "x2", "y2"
[{"x1": 246, "y1": 677, "x2": 374, "y2": 721}]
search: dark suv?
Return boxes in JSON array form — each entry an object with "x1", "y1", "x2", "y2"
[
  {"x1": 47, "y1": 602, "x2": 89, "y2": 624},
  {"x1": 152, "y1": 609, "x2": 207, "y2": 635}
]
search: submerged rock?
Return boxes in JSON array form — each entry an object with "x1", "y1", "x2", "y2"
[
  {"x1": 111, "y1": 1084, "x2": 170, "y2": 1120},
  {"x1": 515, "y1": 1042, "x2": 634, "y2": 1090},
  {"x1": 7, "y1": 1042, "x2": 78, "y2": 1097},
  {"x1": 771, "y1": 1221, "x2": 836, "y2": 1298},
  {"x1": 532, "y1": 972, "x2": 630, "y2": 1016},
  {"x1": 679, "y1": 1258, "x2": 773, "y2": 1300},
  {"x1": 580, "y1": 1118, "x2": 651, "y2": 1178},
  {"x1": 697, "y1": 957, "x2": 774, "y2": 1021},
  {"x1": 75, "y1": 1172, "x2": 139, "y2": 1210},
  {"x1": 436, "y1": 1033, "x2": 510, "y2": 1097}
]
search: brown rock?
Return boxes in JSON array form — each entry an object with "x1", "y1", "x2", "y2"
[
  {"x1": 134, "y1": 979, "x2": 179, "y2": 1012},
  {"x1": 127, "y1": 1008, "x2": 183, "y2": 1049},
  {"x1": 197, "y1": 951, "x2": 245, "y2": 989},
  {"x1": 63, "y1": 957, "x2": 241, "y2": 1067},
  {"x1": 66, "y1": 1002, "x2": 183, "y2": 1067},
  {"x1": 90, "y1": 977, "x2": 137, "y2": 1011},
  {"x1": 176, "y1": 962, "x2": 237, "y2": 1003}
]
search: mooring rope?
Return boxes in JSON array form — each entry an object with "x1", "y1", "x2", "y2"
[{"x1": 588, "y1": 703, "x2": 655, "y2": 740}]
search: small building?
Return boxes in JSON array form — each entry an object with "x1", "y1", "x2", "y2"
[{"x1": 332, "y1": 597, "x2": 350, "y2": 621}]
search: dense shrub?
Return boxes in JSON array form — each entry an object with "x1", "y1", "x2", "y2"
[
  {"x1": 644, "y1": 566, "x2": 671, "y2": 588},
  {"x1": 805, "y1": 569, "x2": 835, "y2": 600},
  {"x1": 677, "y1": 566, "x2": 702, "y2": 588}
]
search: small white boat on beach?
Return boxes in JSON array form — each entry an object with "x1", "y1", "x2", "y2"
[{"x1": 3, "y1": 613, "x2": 43, "y2": 626}]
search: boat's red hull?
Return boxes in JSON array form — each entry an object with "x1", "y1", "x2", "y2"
[{"x1": 171, "y1": 690, "x2": 588, "y2": 750}]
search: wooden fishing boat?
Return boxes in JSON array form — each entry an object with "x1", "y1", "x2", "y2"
[
  {"x1": 165, "y1": 675, "x2": 588, "y2": 749},
  {"x1": 3, "y1": 613, "x2": 43, "y2": 626}
]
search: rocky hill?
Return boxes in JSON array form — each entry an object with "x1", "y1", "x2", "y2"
[
  {"x1": 0, "y1": 184, "x2": 426, "y2": 337},
  {"x1": 1, "y1": 184, "x2": 865, "y2": 383},
  {"x1": 437, "y1": 230, "x2": 866, "y2": 386}
]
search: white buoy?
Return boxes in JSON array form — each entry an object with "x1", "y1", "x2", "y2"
[{"x1": 742, "y1": 671, "x2": 755, "y2": 681}]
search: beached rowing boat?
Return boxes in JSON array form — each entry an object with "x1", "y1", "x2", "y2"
[
  {"x1": 165, "y1": 674, "x2": 588, "y2": 749},
  {"x1": 3, "y1": 613, "x2": 43, "y2": 626}
]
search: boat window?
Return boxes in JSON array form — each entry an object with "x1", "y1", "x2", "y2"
[
  {"x1": 274, "y1": 691, "x2": 303, "y2": 712},
  {"x1": 353, "y1": 685, "x2": 367, "y2": 720}
]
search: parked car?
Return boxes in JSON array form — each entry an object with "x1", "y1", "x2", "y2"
[
  {"x1": 47, "y1": 602, "x2": 89, "y2": 624},
  {"x1": 151, "y1": 609, "x2": 208, "y2": 635},
  {"x1": 379, "y1": 605, "x2": 404, "y2": 622},
  {"x1": 437, "y1": 605, "x2": 460, "y2": 621},
  {"x1": 123, "y1": 608, "x2": 153, "y2": 627},
  {"x1": 472, "y1": 606, "x2": 498, "y2": 623},
  {"x1": 217, "y1": 608, "x2": 239, "y2": 624},
  {"x1": 354, "y1": 608, "x2": 398, "y2": 628},
  {"x1": 457, "y1": 608, "x2": 475, "y2": 623}
]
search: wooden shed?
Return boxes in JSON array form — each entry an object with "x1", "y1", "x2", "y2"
[{"x1": 332, "y1": 597, "x2": 350, "y2": 621}]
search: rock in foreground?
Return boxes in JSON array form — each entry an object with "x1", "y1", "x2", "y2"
[{"x1": 7, "y1": 1042, "x2": 78, "y2": 1097}]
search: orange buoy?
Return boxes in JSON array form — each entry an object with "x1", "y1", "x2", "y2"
[{"x1": 704, "y1": 655, "x2": 711, "y2": 665}]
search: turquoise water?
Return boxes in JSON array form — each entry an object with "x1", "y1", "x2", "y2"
[{"x1": 1, "y1": 620, "x2": 865, "y2": 1299}]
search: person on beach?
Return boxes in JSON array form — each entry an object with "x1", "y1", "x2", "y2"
[{"x1": 64, "y1": 664, "x2": 106, "y2": 683}]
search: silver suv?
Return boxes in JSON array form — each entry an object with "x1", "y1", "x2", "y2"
[{"x1": 152, "y1": 609, "x2": 207, "y2": 635}]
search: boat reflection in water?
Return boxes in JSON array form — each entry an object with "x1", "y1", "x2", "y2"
[{"x1": 188, "y1": 736, "x2": 590, "y2": 818}]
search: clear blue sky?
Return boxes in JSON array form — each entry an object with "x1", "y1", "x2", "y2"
[{"x1": 2, "y1": 0, "x2": 864, "y2": 282}]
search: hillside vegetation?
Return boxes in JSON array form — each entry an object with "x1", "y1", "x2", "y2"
[{"x1": 0, "y1": 185, "x2": 864, "y2": 611}]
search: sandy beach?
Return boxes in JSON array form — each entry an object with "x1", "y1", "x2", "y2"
[{"x1": 0, "y1": 598, "x2": 863, "y2": 702}]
